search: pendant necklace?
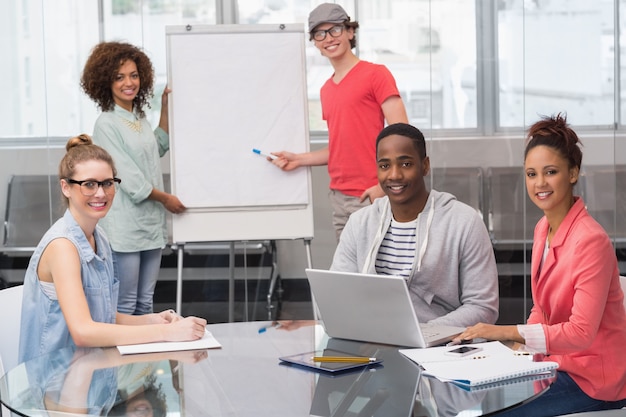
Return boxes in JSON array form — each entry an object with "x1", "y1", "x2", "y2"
[{"x1": 122, "y1": 117, "x2": 142, "y2": 133}]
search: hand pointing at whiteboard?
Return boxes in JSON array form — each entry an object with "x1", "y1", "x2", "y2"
[{"x1": 269, "y1": 148, "x2": 329, "y2": 171}]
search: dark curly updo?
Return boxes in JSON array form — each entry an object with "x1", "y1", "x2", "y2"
[{"x1": 525, "y1": 113, "x2": 583, "y2": 173}]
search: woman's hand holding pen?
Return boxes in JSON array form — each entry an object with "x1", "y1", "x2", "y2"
[
  {"x1": 159, "y1": 309, "x2": 182, "y2": 323},
  {"x1": 147, "y1": 309, "x2": 181, "y2": 324},
  {"x1": 164, "y1": 316, "x2": 207, "y2": 342},
  {"x1": 151, "y1": 310, "x2": 207, "y2": 342}
]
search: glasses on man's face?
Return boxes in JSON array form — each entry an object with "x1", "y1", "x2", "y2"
[
  {"x1": 66, "y1": 178, "x2": 121, "y2": 196},
  {"x1": 312, "y1": 25, "x2": 345, "y2": 42}
]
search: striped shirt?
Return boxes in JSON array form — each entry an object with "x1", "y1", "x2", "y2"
[{"x1": 375, "y1": 218, "x2": 417, "y2": 281}]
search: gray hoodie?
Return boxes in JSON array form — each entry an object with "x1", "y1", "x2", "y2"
[{"x1": 331, "y1": 189, "x2": 499, "y2": 327}]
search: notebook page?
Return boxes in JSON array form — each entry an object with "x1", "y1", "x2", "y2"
[{"x1": 117, "y1": 329, "x2": 221, "y2": 355}]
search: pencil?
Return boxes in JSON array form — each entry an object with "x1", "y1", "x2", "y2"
[{"x1": 312, "y1": 356, "x2": 377, "y2": 363}]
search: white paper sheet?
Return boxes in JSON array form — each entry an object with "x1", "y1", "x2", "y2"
[{"x1": 117, "y1": 330, "x2": 221, "y2": 355}]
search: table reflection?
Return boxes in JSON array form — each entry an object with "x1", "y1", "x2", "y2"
[
  {"x1": 0, "y1": 321, "x2": 554, "y2": 417},
  {"x1": 2, "y1": 346, "x2": 205, "y2": 416}
]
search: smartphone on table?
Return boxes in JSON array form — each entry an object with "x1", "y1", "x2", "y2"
[{"x1": 444, "y1": 346, "x2": 483, "y2": 357}]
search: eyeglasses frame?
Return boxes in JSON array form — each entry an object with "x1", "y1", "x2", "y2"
[
  {"x1": 65, "y1": 178, "x2": 122, "y2": 196},
  {"x1": 311, "y1": 25, "x2": 345, "y2": 42}
]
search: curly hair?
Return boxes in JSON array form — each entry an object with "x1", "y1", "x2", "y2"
[
  {"x1": 80, "y1": 41, "x2": 155, "y2": 118},
  {"x1": 108, "y1": 373, "x2": 167, "y2": 417}
]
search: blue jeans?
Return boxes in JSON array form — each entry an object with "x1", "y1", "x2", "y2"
[
  {"x1": 113, "y1": 249, "x2": 162, "y2": 315},
  {"x1": 492, "y1": 371, "x2": 626, "y2": 416}
]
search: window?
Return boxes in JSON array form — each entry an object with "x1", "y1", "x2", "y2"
[
  {"x1": 497, "y1": 0, "x2": 616, "y2": 128},
  {"x1": 237, "y1": 0, "x2": 477, "y2": 131}
]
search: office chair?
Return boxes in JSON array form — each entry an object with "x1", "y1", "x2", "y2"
[
  {"x1": 0, "y1": 285, "x2": 23, "y2": 376},
  {"x1": 0, "y1": 285, "x2": 23, "y2": 417}
]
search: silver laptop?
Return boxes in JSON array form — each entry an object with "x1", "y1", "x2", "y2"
[{"x1": 305, "y1": 268, "x2": 465, "y2": 348}]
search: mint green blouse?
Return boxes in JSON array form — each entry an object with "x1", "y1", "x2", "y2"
[{"x1": 92, "y1": 105, "x2": 169, "y2": 252}]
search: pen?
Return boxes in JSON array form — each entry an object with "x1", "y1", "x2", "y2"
[
  {"x1": 312, "y1": 356, "x2": 377, "y2": 363},
  {"x1": 258, "y1": 322, "x2": 282, "y2": 333},
  {"x1": 252, "y1": 148, "x2": 278, "y2": 160}
]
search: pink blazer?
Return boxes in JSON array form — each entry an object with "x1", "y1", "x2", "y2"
[{"x1": 528, "y1": 197, "x2": 626, "y2": 401}]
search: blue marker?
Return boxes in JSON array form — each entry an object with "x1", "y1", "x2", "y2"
[
  {"x1": 252, "y1": 148, "x2": 278, "y2": 160},
  {"x1": 258, "y1": 322, "x2": 282, "y2": 333}
]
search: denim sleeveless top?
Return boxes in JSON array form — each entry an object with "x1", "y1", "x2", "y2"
[{"x1": 19, "y1": 210, "x2": 119, "y2": 364}]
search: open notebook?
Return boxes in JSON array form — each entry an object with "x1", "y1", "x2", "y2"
[
  {"x1": 305, "y1": 269, "x2": 465, "y2": 348},
  {"x1": 400, "y1": 341, "x2": 558, "y2": 387}
]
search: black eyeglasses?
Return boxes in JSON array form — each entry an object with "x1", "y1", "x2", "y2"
[
  {"x1": 66, "y1": 178, "x2": 121, "y2": 196},
  {"x1": 312, "y1": 25, "x2": 345, "y2": 41}
]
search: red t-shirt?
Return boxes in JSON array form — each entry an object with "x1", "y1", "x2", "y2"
[{"x1": 321, "y1": 61, "x2": 401, "y2": 197}]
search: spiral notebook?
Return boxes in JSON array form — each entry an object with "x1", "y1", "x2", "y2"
[
  {"x1": 450, "y1": 370, "x2": 556, "y2": 392},
  {"x1": 400, "y1": 341, "x2": 559, "y2": 387},
  {"x1": 420, "y1": 355, "x2": 558, "y2": 387}
]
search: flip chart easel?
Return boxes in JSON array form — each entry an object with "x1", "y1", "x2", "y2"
[{"x1": 166, "y1": 24, "x2": 314, "y2": 318}]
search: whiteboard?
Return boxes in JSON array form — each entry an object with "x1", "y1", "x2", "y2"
[{"x1": 166, "y1": 24, "x2": 314, "y2": 243}]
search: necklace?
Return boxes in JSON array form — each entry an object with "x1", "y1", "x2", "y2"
[{"x1": 121, "y1": 117, "x2": 142, "y2": 133}]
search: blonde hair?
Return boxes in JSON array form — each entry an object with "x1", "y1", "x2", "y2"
[{"x1": 58, "y1": 134, "x2": 117, "y2": 203}]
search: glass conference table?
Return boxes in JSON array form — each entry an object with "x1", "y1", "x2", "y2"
[{"x1": 0, "y1": 321, "x2": 554, "y2": 417}]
